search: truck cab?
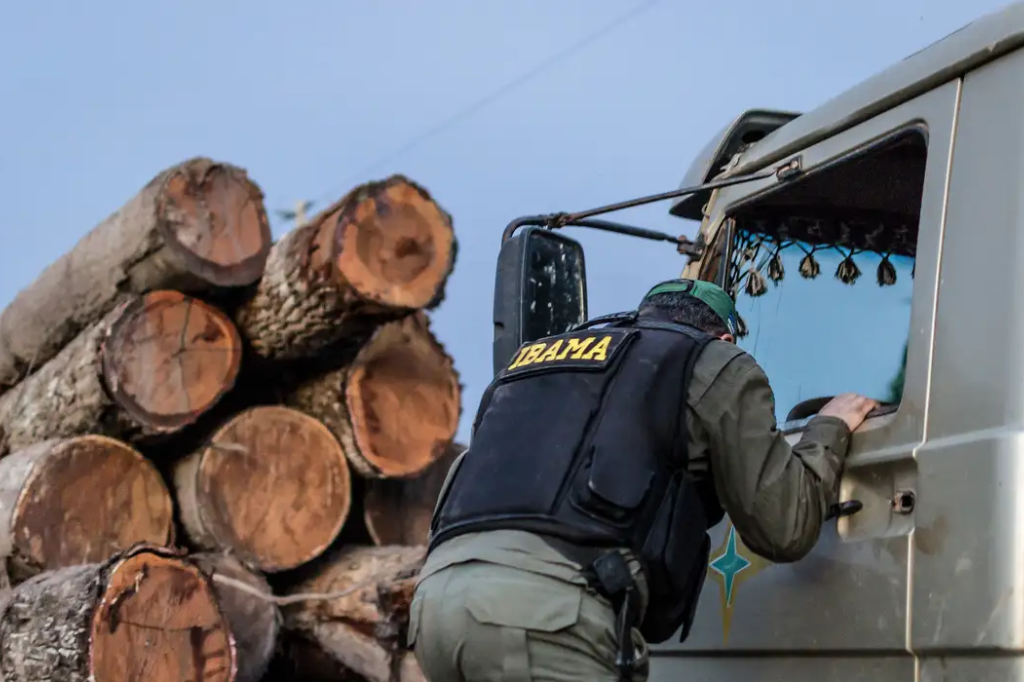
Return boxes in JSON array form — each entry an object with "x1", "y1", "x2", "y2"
[
  {"x1": 650, "y1": 4, "x2": 1024, "y2": 679},
  {"x1": 493, "y1": 3, "x2": 1024, "y2": 679}
]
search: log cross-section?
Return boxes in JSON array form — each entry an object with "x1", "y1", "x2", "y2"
[
  {"x1": 0, "y1": 545, "x2": 236, "y2": 682},
  {"x1": 287, "y1": 312, "x2": 461, "y2": 479},
  {"x1": 0, "y1": 290, "x2": 243, "y2": 455},
  {"x1": 0, "y1": 436, "x2": 174, "y2": 582},
  {"x1": 0, "y1": 157, "x2": 271, "y2": 394},
  {"x1": 235, "y1": 175, "x2": 457, "y2": 360},
  {"x1": 282, "y1": 545, "x2": 427, "y2": 682},
  {"x1": 173, "y1": 406, "x2": 353, "y2": 573},
  {"x1": 364, "y1": 442, "x2": 466, "y2": 546},
  {"x1": 195, "y1": 552, "x2": 281, "y2": 682}
]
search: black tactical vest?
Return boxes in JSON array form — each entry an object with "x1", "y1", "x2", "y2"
[{"x1": 428, "y1": 312, "x2": 725, "y2": 644}]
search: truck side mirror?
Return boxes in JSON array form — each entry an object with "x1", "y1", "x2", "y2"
[{"x1": 492, "y1": 227, "x2": 588, "y2": 375}]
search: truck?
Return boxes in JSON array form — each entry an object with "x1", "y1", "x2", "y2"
[{"x1": 491, "y1": 3, "x2": 1024, "y2": 680}]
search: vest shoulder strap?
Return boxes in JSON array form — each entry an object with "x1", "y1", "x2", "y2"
[
  {"x1": 570, "y1": 309, "x2": 716, "y2": 344},
  {"x1": 632, "y1": 318, "x2": 714, "y2": 343}
]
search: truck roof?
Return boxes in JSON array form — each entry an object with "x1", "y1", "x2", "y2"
[{"x1": 716, "y1": 1, "x2": 1024, "y2": 179}]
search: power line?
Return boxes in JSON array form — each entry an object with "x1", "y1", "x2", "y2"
[{"x1": 308, "y1": 0, "x2": 660, "y2": 209}]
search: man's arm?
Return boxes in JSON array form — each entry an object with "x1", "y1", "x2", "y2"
[{"x1": 694, "y1": 352, "x2": 868, "y2": 563}]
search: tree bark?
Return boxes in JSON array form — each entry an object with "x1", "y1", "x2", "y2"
[
  {"x1": 0, "y1": 436, "x2": 174, "y2": 583},
  {"x1": 0, "y1": 545, "x2": 237, "y2": 682},
  {"x1": 173, "y1": 405, "x2": 352, "y2": 573},
  {"x1": 235, "y1": 175, "x2": 457, "y2": 361},
  {"x1": 0, "y1": 157, "x2": 271, "y2": 394},
  {"x1": 282, "y1": 545, "x2": 426, "y2": 682},
  {"x1": 194, "y1": 552, "x2": 281, "y2": 682},
  {"x1": 0, "y1": 290, "x2": 243, "y2": 455},
  {"x1": 286, "y1": 313, "x2": 461, "y2": 479},
  {"x1": 364, "y1": 441, "x2": 465, "y2": 546}
]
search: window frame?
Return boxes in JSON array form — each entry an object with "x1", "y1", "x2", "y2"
[
  {"x1": 724, "y1": 126, "x2": 925, "y2": 433},
  {"x1": 695, "y1": 80, "x2": 960, "y2": 458}
]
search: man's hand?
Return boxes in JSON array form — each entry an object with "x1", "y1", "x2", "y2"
[{"x1": 818, "y1": 393, "x2": 880, "y2": 432}]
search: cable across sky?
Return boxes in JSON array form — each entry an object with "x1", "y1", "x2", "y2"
[{"x1": 303, "y1": 0, "x2": 661, "y2": 216}]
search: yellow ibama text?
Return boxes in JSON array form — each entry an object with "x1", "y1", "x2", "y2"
[{"x1": 507, "y1": 335, "x2": 612, "y2": 370}]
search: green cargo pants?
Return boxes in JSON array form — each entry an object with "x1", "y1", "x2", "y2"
[{"x1": 408, "y1": 561, "x2": 650, "y2": 682}]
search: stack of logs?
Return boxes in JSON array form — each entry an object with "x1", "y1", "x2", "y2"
[{"x1": 0, "y1": 157, "x2": 464, "y2": 682}]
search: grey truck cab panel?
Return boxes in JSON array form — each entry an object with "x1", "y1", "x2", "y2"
[{"x1": 649, "y1": 3, "x2": 1024, "y2": 680}]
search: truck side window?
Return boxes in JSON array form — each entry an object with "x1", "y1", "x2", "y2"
[{"x1": 722, "y1": 129, "x2": 925, "y2": 424}]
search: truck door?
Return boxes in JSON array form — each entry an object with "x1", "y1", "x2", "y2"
[{"x1": 650, "y1": 79, "x2": 960, "y2": 681}]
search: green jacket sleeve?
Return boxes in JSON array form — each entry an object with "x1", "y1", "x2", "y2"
[{"x1": 694, "y1": 352, "x2": 852, "y2": 563}]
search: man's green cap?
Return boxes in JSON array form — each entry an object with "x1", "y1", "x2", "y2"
[{"x1": 641, "y1": 278, "x2": 739, "y2": 336}]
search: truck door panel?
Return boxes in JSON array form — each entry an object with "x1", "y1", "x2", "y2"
[
  {"x1": 650, "y1": 78, "x2": 959, "y2": 678},
  {"x1": 911, "y1": 46, "x2": 1024, "y2": 661}
]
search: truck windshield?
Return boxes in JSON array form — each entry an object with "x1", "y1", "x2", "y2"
[{"x1": 720, "y1": 130, "x2": 925, "y2": 424}]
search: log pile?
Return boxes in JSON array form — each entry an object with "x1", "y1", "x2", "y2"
[{"x1": 0, "y1": 158, "x2": 464, "y2": 682}]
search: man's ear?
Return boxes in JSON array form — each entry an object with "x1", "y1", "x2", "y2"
[{"x1": 718, "y1": 333, "x2": 736, "y2": 344}]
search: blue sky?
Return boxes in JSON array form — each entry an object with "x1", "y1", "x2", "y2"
[{"x1": 0, "y1": 1, "x2": 1009, "y2": 441}]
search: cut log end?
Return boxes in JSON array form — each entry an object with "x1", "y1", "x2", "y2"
[
  {"x1": 180, "y1": 406, "x2": 352, "y2": 572},
  {"x1": 103, "y1": 290, "x2": 243, "y2": 432},
  {"x1": 333, "y1": 176, "x2": 455, "y2": 311},
  {"x1": 232, "y1": 175, "x2": 454, "y2": 361},
  {"x1": 195, "y1": 553, "x2": 281, "y2": 682},
  {"x1": 158, "y1": 157, "x2": 272, "y2": 286},
  {"x1": 90, "y1": 547, "x2": 236, "y2": 682},
  {"x1": 364, "y1": 442, "x2": 465, "y2": 546},
  {"x1": 346, "y1": 313, "x2": 461, "y2": 478},
  {"x1": 5, "y1": 436, "x2": 174, "y2": 579}
]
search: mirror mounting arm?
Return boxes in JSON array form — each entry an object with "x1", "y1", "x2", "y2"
[
  {"x1": 501, "y1": 155, "x2": 803, "y2": 259},
  {"x1": 501, "y1": 216, "x2": 706, "y2": 262}
]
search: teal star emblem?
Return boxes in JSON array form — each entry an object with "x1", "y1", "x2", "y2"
[{"x1": 709, "y1": 526, "x2": 751, "y2": 605}]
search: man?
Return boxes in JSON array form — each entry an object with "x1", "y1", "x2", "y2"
[{"x1": 408, "y1": 278, "x2": 878, "y2": 682}]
